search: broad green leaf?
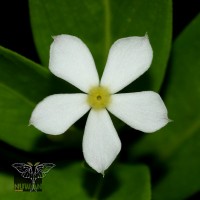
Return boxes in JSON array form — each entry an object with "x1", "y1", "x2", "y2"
[
  {"x1": 130, "y1": 15, "x2": 200, "y2": 160},
  {"x1": 29, "y1": 0, "x2": 172, "y2": 91},
  {"x1": 0, "y1": 46, "x2": 48, "y2": 151},
  {"x1": 0, "y1": 47, "x2": 81, "y2": 151},
  {"x1": 0, "y1": 46, "x2": 50, "y2": 103},
  {"x1": 0, "y1": 163, "x2": 150, "y2": 200},
  {"x1": 0, "y1": 83, "x2": 40, "y2": 151},
  {"x1": 153, "y1": 131, "x2": 200, "y2": 200},
  {"x1": 148, "y1": 14, "x2": 200, "y2": 200}
]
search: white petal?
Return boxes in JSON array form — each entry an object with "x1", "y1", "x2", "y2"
[
  {"x1": 83, "y1": 109, "x2": 121, "y2": 174},
  {"x1": 49, "y1": 35, "x2": 99, "y2": 93},
  {"x1": 30, "y1": 94, "x2": 90, "y2": 135},
  {"x1": 100, "y1": 35, "x2": 153, "y2": 93},
  {"x1": 107, "y1": 91, "x2": 169, "y2": 133}
]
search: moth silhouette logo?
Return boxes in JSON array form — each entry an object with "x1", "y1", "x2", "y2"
[{"x1": 12, "y1": 162, "x2": 55, "y2": 192}]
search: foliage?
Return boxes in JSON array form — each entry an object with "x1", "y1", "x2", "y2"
[{"x1": 0, "y1": 0, "x2": 200, "y2": 199}]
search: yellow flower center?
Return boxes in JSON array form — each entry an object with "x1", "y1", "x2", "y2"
[{"x1": 87, "y1": 86, "x2": 111, "y2": 110}]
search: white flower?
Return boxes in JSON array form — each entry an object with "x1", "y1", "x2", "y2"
[{"x1": 30, "y1": 34, "x2": 169, "y2": 175}]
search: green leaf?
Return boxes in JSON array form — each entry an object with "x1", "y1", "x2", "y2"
[
  {"x1": 0, "y1": 163, "x2": 150, "y2": 199},
  {"x1": 129, "y1": 14, "x2": 200, "y2": 160},
  {"x1": 29, "y1": 0, "x2": 172, "y2": 91},
  {"x1": 0, "y1": 46, "x2": 50, "y2": 103},
  {"x1": 153, "y1": 131, "x2": 200, "y2": 200},
  {"x1": 151, "y1": 14, "x2": 200, "y2": 200},
  {"x1": 0, "y1": 47, "x2": 81, "y2": 151},
  {"x1": 0, "y1": 47, "x2": 48, "y2": 151},
  {"x1": 0, "y1": 83, "x2": 40, "y2": 151}
]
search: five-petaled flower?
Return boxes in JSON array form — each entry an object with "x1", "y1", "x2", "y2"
[{"x1": 30, "y1": 34, "x2": 169, "y2": 175}]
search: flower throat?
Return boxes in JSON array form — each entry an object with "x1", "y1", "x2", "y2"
[{"x1": 87, "y1": 86, "x2": 111, "y2": 110}]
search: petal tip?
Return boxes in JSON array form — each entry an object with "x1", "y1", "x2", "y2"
[
  {"x1": 51, "y1": 35, "x2": 57, "y2": 40},
  {"x1": 101, "y1": 171, "x2": 105, "y2": 177},
  {"x1": 144, "y1": 32, "x2": 149, "y2": 39},
  {"x1": 51, "y1": 34, "x2": 68, "y2": 41},
  {"x1": 168, "y1": 118, "x2": 173, "y2": 123},
  {"x1": 29, "y1": 116, "x2": 34, "y2": 126}
]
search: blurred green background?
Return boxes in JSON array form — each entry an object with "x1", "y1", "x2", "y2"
[{"x1": 0, "y1": 0, "x2": 200, "y2": 199}]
